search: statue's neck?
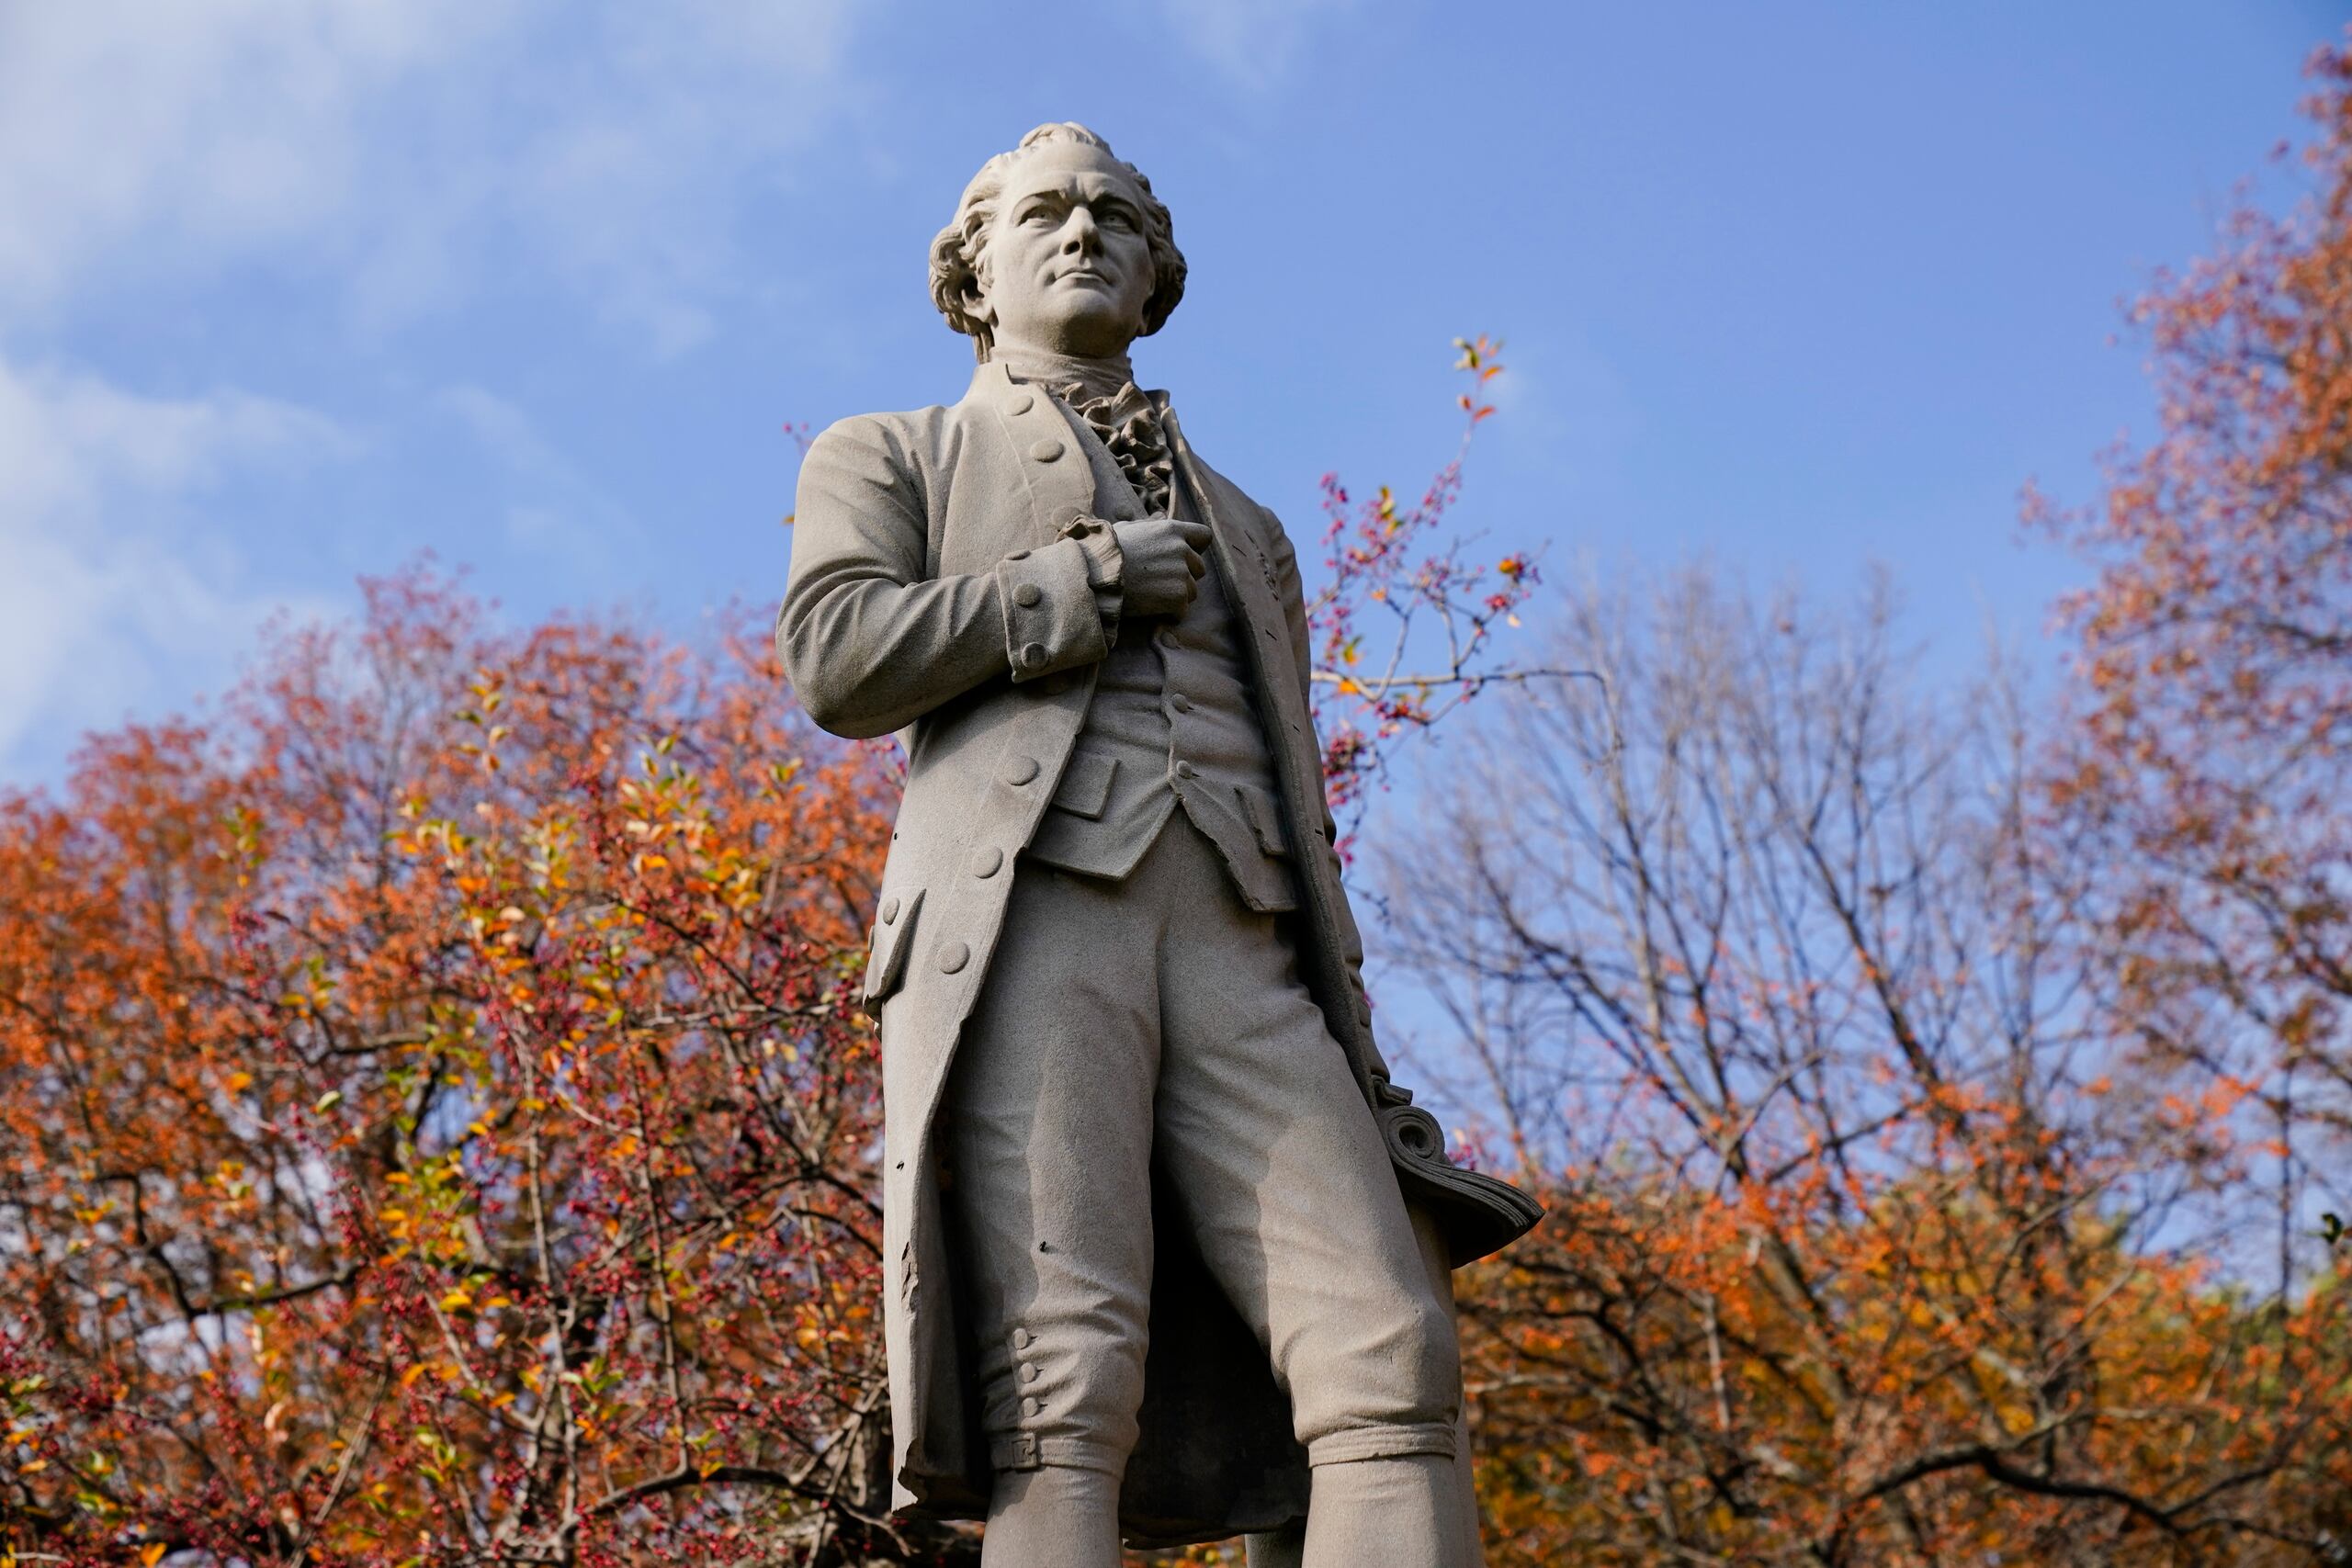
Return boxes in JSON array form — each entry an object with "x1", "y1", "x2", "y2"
[{"x1": 990, "y1": 344, "x2": 1136, "y2": 401}]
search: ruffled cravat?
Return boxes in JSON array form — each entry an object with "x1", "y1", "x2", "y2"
[{"x1": 1057, "y1": 380, "x2": 1174, "y2": 517}]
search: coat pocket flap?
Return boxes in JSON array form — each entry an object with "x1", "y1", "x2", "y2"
[
  {"x1": 1049, "y1": 751, "x2": 1118, "y2": 821},
  {"x1": 1238, "y1": 784, "x2": 1290, "y2": 857},
  {"x1": 862, "y1": 886, "x2": 925, "y2": 1009}
]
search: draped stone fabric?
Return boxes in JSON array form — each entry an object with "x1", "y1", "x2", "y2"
[{"x1": 1058, "y1": 380, "x2": 1175, "y2": 517}]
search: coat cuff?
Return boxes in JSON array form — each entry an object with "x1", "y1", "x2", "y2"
[
  {"x1": 1063, "y1": 515, "x2": 1125, "y2": 642},
  {"x1": 999, "y1": 537, "x2": 1110, "y2": 682}
]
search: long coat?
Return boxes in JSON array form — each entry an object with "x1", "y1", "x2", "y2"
[{"x1": 779, "y1": 363, "x2": 1478, "y2": 1542}]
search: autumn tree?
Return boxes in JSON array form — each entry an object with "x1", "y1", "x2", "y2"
[
  {"x1": 1374, "y1": 569, "x2": 2352, "y2": 1564},
  {"x1": 0, "y1": 569, "x2": 921, "y2": 1566},
  {"x1": 2035, "y1": 29, "x2": 2352, "y2": 1298}
]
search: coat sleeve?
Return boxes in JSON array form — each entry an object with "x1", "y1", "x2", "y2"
[
  {"x1": 778, "y1": 415, "x2": 1110, "y2": 739},
  {"x1": 1261, "y1": 502, "x2": 1391, "y2": 1081}
]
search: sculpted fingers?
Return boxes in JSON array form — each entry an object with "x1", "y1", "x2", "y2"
[{"x1": 1112, "y1": 517, "x2": 1208, "y2": 617}]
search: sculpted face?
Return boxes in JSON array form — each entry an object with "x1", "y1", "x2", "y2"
[{"x1": 976, "y1": 141, "x2": 1158, "y2": 360}]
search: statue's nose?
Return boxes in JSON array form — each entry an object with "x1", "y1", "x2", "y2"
[{"x1": 1059, "y1": 208, "x2": 1102, "y2": 254}]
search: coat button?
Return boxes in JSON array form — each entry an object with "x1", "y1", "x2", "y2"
[
  {"x1": 1029, "y1": 437, "x2": 1064, "y2": 462},
  {"x1": 1003, "y1": 755, "x2": 1040, "y2": 784},
  {"x1": 1013, "y1": 582, "x2": 1043, "y2": 607},
  {"x1": 1021, "y1": 643, "x2": 1049, "y2": 670},
  {"x1": 1170, "y1": 694, "x2": 1193, "y2": 713},
  {"x1": 880, "y1": 896, "x2": 900, "y2": 924},
  {"x1": 971, "y1": 846, "x2": 1004, "y2": 878},
  {"x1": 1010, "y1": 392, "x2": 1035, "y2": 414},
  {"x1": 938, "y1": 942, "x2": 970, "y2": 975},
  {"x1": 1173, "y1": 761, "x2": 1197, "y2": 780}
]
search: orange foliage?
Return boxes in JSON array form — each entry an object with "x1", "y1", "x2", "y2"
[
  {"x1": 0, "y1": 568, "x2": 922, "y2": 1565},
  {"x1": 2037, "y1": 32, "x2": 2352, "y2": 1220}
]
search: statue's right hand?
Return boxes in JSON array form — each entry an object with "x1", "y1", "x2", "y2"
[{"x1": 1114, "y1": 517, "x2": 1212, "y2": 619}]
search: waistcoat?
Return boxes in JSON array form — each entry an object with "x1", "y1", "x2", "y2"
[{"x1": 1022, "y1": 385, "x2": 1297, "y2": 913}]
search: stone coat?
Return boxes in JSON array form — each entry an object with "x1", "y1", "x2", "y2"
[{"x1": 779, "y1": 363, "x2": 1415, "y2": 1535}]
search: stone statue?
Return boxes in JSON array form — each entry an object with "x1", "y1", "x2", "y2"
[{"x1": 777, "y1": 122, "x2": 1540, "y2": 1568}]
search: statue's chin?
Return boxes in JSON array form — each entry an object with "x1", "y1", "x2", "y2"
[{"x1": 996, "y1": 309, "x2": 1141, "y2": 363}]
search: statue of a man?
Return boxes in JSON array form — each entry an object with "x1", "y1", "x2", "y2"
[{"x1": 779, "y1": 122, "x2": 1536, "y2": 1568}]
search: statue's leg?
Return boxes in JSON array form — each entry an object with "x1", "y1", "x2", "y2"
[
  {"x1": 1149, "y1": 819, "x2": 1471, "y2": 1567},
  {"x1": 1244, "y1": 1523, "x2": 1306, "y2": 1568},
  {"x1": 944, "y1": 861, "x2": 1163, "y2": 1568},
  {"x1": 1410, "y1": 1207, "x2": 1488, "y2": 1568},
  {"x1": 978, "y1": 1463, "x2": 1123, "y2": 1568}
]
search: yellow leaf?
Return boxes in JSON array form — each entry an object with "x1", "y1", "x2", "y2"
[{"x1": 143, "y1": 1544, "x2": 168, "y2": 1567}]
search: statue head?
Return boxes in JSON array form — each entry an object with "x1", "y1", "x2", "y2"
[{"x1": 930, "y1": 123, "x2": 1187, "y2": 363}]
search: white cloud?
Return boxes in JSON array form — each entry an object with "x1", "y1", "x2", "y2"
[
  {"x1": 0, "y1": 355, "x2": 353, "y2": 773},
  {"x1": 1156, "y1": 0, "x2": 1362, "y2": 92},
  {"x1": 0, "y1": 0, "x2": 861, "y2": 350},
  {"x1": 0, "y1": 0, "x2": 865, "y2": 774}
]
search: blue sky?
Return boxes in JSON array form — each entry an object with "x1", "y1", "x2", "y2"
[{"x1": 0, "y1": 0, "x2": 2340, "y2": 784}]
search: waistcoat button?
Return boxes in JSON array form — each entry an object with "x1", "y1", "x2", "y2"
[
  {"x1": 1012, "y1": 582, "x2": 1043, "y2": 607},
  {"x1": 1029, "y1": 437, "x2": 1064, "y2": 463},
  {"x1": 938, "y1": 942, "x2": 970, "y2": 975},
  {"x1": 1003, "y1": 755, "x2": 1040, "y2": 785}
]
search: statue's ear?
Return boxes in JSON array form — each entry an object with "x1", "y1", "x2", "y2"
[{"x1": 964, "y1": 258, "x2": 993, "y2": 324}]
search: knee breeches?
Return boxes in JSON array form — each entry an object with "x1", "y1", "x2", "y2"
[{"x1": 943, "y1": 815, "x2": 1462, "y2": 1478}]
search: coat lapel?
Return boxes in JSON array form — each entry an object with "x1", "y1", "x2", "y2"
[
  {"x1": 1159, "y1": 405, "x2": 1290, "y2": 676},
  {"x1": 968, "y1": 362, "x2": 1102, "y2": 545}
]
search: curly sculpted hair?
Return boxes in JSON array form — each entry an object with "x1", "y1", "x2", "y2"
[{"x1": 930, "y1": 123, "x2": 1187, "y2": 362}]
